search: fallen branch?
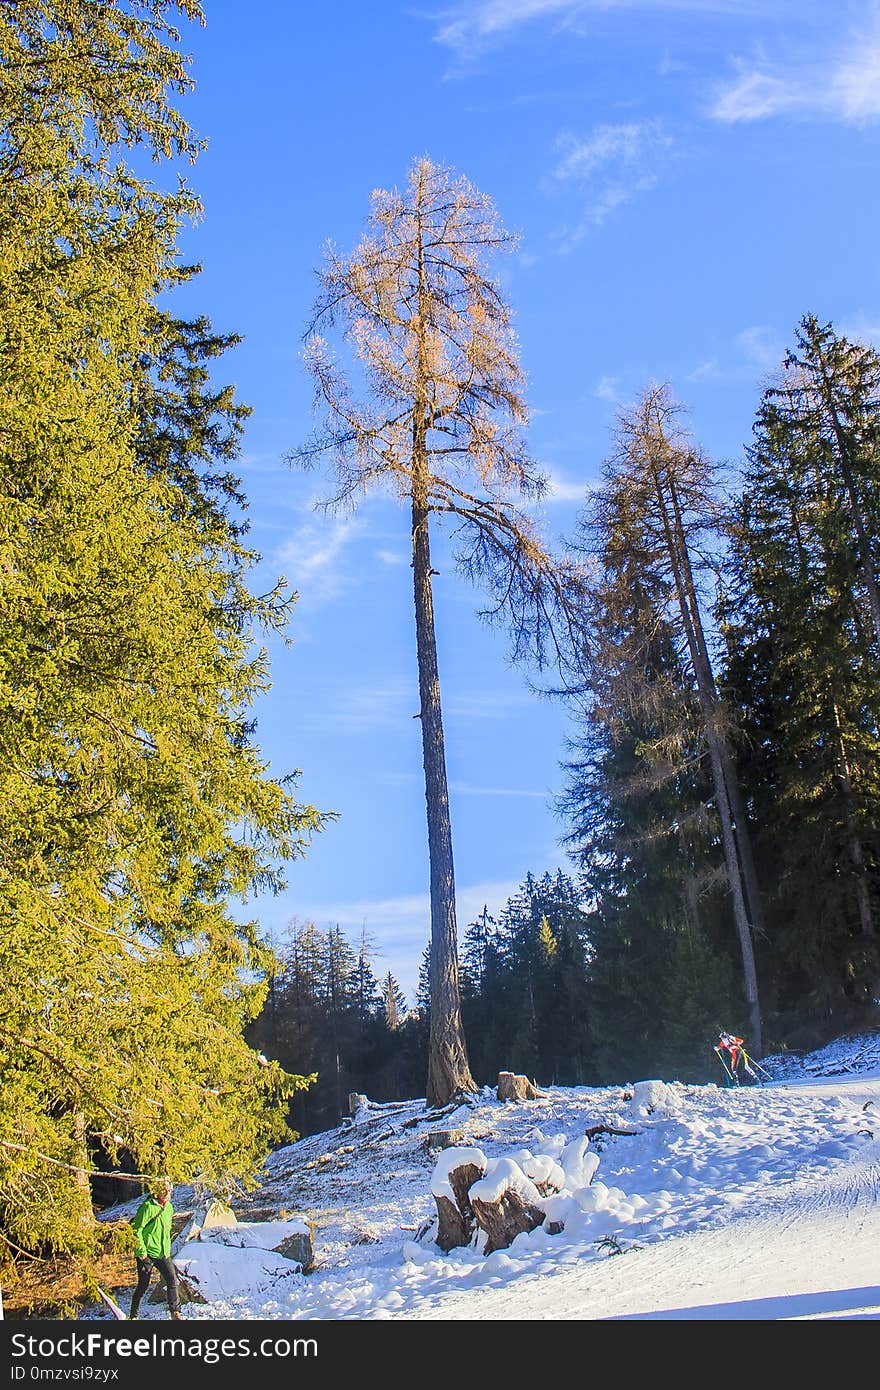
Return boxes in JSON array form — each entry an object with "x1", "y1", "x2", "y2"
[
  {"x1": 585, "y1": 1124, "x2": 640, "y2": 1140},
  {"x1": 401, "y1": 1103, "x2": 457, "y2": 1130}
]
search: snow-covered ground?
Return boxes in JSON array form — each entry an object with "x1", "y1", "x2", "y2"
[{"x1": 95, "y1": 1031, "x2": 880, "y2": 1321}]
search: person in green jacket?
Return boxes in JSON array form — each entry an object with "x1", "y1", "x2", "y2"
[{"x1": 129, "y1": 1178, "x2": 182, "y2": 1319}]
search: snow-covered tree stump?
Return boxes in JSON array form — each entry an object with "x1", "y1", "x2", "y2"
[
  {"x1": 470, "y1": 1190, "x2": 545, "y2": 1253},
  {"x1": 497, "y1": 1071, "x2": 542, "y2": 1101},
  {"x1": 435, "y1": 1163, "x2": 483, "y2": 1251},
  {"x1": 429, "y1": 1147, "x2": 488, "y2": 1252},
  {"x1": 469, "y1": 1158, "x2": 545, "y2": 1254}
]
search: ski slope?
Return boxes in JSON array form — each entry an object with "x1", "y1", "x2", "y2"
[{"x1": 94, "y1": 1030, "x2": 880, "y2": 1321}]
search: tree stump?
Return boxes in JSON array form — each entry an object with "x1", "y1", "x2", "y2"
[
  {"x1": 468, "y1": 1157, "x2": 546, "y2": 1254},
  {"x1": 422, "y1": 1128, "x2": 465, "y2": 1151},
  {"x1": 432, "y1": 1161, "x2": 484, "y2": 1252},
  {"x1": 470, "y1": 1189, "x2": 545, "y2": 1254},
  {"x1": 497, "y1": 1071, "x2": 542, "y2": 1102}
]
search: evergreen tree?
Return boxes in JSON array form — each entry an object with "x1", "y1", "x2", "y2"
[
  {"x1": 0, "y1": 1, "x2": 323, "y2": 1269},
  {"x1": 462, "y1": 905, "x2": 497, "y2": 993},
  {"x1": 416, "y1": 942, "x2": 432, "y2": 1018},
  {"x1": 721, "y1": 319, "x2": 880, "y2": 1025},
  {"x1": 251, "y1": 921, "x2": 431, "y2": 1132},
  {"x1": 561, "y1": 391, "x2": 751, "y2": 1075},
  {"x1": 383, "y1": 973, "x2": 407, "y2": 1030},
  {"x1": 352, "y1": 928, "x2": 383, "y2": 1023},
  {"x1": 778, "y1": 316, "x2": 880, "y2": 650},
  {"x1": 497, "y1": 874, "x2": 543, "y2": 1077},
  {"x1": 584, "y1": 387, "x2": 764, "y2": 1051}
]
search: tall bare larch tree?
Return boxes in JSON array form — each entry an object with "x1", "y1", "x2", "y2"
[{"x1": 293, "y1": 159, "x2": 583, "y2": 1106}]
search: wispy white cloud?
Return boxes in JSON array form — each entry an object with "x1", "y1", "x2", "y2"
[
  {"x1": 688, "y1": 323, "x2": 785, "y2": 383},
  {"x1": 276, "y1": 518, "x2": 363, "y2": 603},
  {"x1": 833, "y1": 40, "x2": 880, "y2": 121},
  {"x1": 841, "y1": 313, "x2": 880, "y2": 349},
  {"x1": 711, "y1": 68, "x2": 801, "y2": 122},
  {"x1": 687, "y1": 358, "x2": 721, "y2": 382},
  {"x1": 238, "y1": 452, "x2": 288, "y2": 474},
  {"x1": 375, "y1": 548, "x2": 409, "y2": 566},
  {"x1": 300, "y1": 681, "x2": 537, "y2": 735},
  {"x1": 735, "y1": 324, "x2": 784, "y2": 371},
  {"x1": 550, "y1": 121, "x2": 674, "y2": 244},
  {"x1": 444, "y1": 688, "x2": 536, "y2": 719},
  {"x1": 594, "y1": 375, "x2": 620, "y2": 402},
  {"x1": 543, "y1": 468, "x2": 590, "y2": 503},
  {"x1": 434, "y1": 0, "x2": 767, "y2": 55},
  {"x1": 553, "y1": 121, "x2": 660, "y2": 180},
  {"x1": 435, "y1": 0, "x2": 580, "y2": 53},
  {"x1": 658, "y1": 48, "x2": 688, "y2": 77},
  {"x1": 300, "y1": 679, "x2": 417, "y2": 735},
  {"x1": 448, "y1": 780, "x2": 550, "y2": 798},
  {"x1": 712, "y1": 17, "x2": 880, "y2": 125}
]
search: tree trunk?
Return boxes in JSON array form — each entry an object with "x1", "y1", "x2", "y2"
[
  {"x1": 412, "y1": 182, "x2": 475, "y2": 1109},
  {"x1": 649, "y1": 458, "x2": 763, "y2": 1053},
  {"x1": 666, "y1": 473, "x2": 768, "y2": 945},
  {"x1": 412, "y1": 476, "x2": 475, "y2": 1106}
]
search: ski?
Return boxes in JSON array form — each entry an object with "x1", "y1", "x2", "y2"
[{"x1": 96, "y1": 1286, "x2": 128, "y2": 1320}]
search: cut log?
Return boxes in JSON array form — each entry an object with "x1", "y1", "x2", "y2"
[
  {"x1": 433, "y1": 1161, "x2": 483, "y2": 1252},
  {"x1": 470, "y1": 1189, "x2": 545, "y2": 1254},
  {"x1": 497, "y1": 1072, "x2": 542, "y2": 1102},
  {"x1": 422, "y1": 1128, "x2": 465, "y2": 1151},
  {"x1": 401, "y1": 1102, "x2": 457, "y2": 1130},
  {"x1": 203, "y1": 1198, "x2": 237, "y2": 1229},
  {"x1": 448, "y1": 1161, "x2": 481, "y2": 1218}
]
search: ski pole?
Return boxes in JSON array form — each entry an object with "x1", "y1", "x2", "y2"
[{"x1": 714, "y1": 1046, "x2": 737, "y2": 1086}]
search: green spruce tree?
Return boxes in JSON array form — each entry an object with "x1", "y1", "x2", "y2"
[
  {"x1": 0, "y1": 1, "x2": 323, "y2": 1270},
  {"x1": 721, "y1": 318, "x2": 880, "y2": 1027}
]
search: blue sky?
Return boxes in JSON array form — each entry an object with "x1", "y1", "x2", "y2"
[{"x1": 170, "y1": 1, "x2": 880, "y2": 1002}]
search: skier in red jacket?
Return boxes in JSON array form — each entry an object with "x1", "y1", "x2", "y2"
[{"x1": 715, "y1": 1031, "x2": 746, "y2": 1085}]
